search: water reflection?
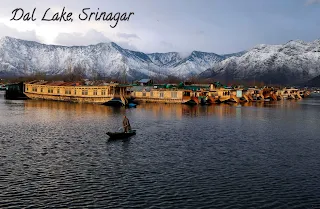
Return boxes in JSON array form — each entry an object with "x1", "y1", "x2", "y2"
[
  {"x1": 20, "y1": 99, "x2": 312, "y2": 122},
  {"x1": 23, "y1": 100, "x2": 121, "y2": 115},
  {"x1": 1, "y1": 93, "x2": 320, "y2": 208}
]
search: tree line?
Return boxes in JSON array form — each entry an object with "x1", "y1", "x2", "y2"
[{"x1": 1, "y1": 65, "x2": 285, "y2": 88}]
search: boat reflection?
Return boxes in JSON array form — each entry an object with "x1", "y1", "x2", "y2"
[
  {"x1": 23, "y1": 100, "x2": 126, "y2": 115},
  {"x1": 22, "y1": 99, "x2": 305, "y2": 121}
]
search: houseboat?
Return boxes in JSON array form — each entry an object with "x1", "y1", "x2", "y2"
[
  {"x1": 22, "y1": 80, "x2": 311, "y2": 106},
  {"x1": 24, "y1": 81, "x2": 132, "y2": 106},
  {"x1": 132, "y1": 85, "x2": 185, "y2": 104},
  {"x1": 0, "y1": 84, "x2": 6, "y2": 91},
  {"x1": 5, "y1": 82, "x2": 29, "y2": 100},
  {"x1": 277, "y1": 88, "x2": 303, "y2": 100},
  {"x1": 131, "y1": 84, "x2": 246, "y2": 105}
]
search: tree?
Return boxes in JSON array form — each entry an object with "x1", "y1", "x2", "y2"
[{"x1": 63, "y1": 65, "x2": 86, "y2": 81}]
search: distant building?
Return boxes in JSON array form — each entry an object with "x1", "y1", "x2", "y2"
[{"x1": 137, "y1": 79, "x2": 153, "y2": 86}]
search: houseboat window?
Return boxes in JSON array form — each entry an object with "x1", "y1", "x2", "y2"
[
  {"x1": 142, "y1": 92, "x2": 146, "y2": 97},
  {"x1": 93, "y1": 90, "x2": 98, "y2": 95},
  {"x1": 66, "y1": 89, "x2": 71, "y2": 94},
  {"x1": 160, "y1": 92, "x2": 164, "y2": 98},
  {"x1": 41, "y1": 88, "x2": 43, "y2": 93},
  {"x1": 171, "y1": 92, "x2": 177, "y2": 98},
  {"x1": 48, "y1": 88, "x2": 53, "y2": 93},
  {"x1": 82, "y1": 90, "x2": 88, "y2": 95},
  {"x1": 57, "y1": 89, "x2": 60, "y2": 94},
  {"x1": 150, "y1": 91, "x2": 153, "y2": 97},
  {"x1": 102, "y1": 90, "x2": 106, "y2": 95}
]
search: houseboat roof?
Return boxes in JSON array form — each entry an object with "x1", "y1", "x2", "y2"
[
  {"x1": 24, "y1": 80, "x2": 130, "y2": 87},
  {"x1": 117, "y1": 84, "x2": 133, "y2": 87},
  {"x1": 183, "y1": 86, "x2": 207, "y2": 91},
  {"x1": 190, "y1": 84, "x2": 210, "y2": 87},
  {"x1": 138, "y1": 78, "x2": 152, "y2": 83},
  {"x1": 132, "y1": 86, "x2": 153, "y2": 92}
]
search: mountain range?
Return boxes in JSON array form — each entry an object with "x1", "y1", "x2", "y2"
[
  {"x1": 1, "y1": 36, "x2": 320, "y2": 85},
  {"x1": 0, "y1": 36, "x2": 243, "y2": 80},
  {"x1": 200, "y1": 40, "x2": 320, "y2": 85}
]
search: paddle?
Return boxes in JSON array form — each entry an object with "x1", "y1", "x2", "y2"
[{"x1": 118, "y1": 126, "x2": 130, "y2": 131}]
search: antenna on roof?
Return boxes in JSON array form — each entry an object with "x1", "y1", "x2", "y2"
[
  {"x1": 121, "y1": 56, "x2": 127, "y2": 84},
  {"x1": 148, "y1": 62, "x2": 150, "y2": 79}
]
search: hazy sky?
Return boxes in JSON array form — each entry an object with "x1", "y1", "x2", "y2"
[{"x1": 0, "y1": 0, "x2": 320, "y2": 54}]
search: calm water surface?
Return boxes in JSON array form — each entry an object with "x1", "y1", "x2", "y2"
[{"x1": 0, "y1": 91, "x2": 320, "y2": 208}]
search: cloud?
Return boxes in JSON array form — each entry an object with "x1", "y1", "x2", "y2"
[
  {"x1": 54, "y1": 29, "x2": 111, "y2": 46},
  {"x1": 0, "y1": 23, "x2": 41, "y2": 42},
  {"x1": 54, "y1": 28, "x2": 139, "y2": 51},
  {"x1": 305, "y1": 0, "x2": 320, "y2": 5},
  {"x1": 160, "y1": 41, "x2": 173, "y2": 48},
  {"x1": 157, "y1": 41, "x2": 176, "y2": 52},
  {"x1": 178, "y1": 52, "x2": 192, "y2": 59},
  {"x1": 117, "y1": 41, "x2": 139, "y2": 51},
  {"x1": 116, "y1": 32, "x2": 140, "y2": 40},
  {"x1": 196, "y1": 30, "x2": 205, "y2": 35}
]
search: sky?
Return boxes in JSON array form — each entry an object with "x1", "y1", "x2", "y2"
[{"x1": 0, "y1": 0, "x2": 320, "y2": 54}]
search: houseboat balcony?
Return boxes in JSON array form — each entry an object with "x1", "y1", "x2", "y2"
[{"x1": 0, "y1": 84, "x2": 6, "y2": 91}]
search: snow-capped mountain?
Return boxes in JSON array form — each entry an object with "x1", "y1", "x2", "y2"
[
  {"x1": 200, "y1": 40, "x2": 320, "y2": 85},
  {"x1": 305, "y1": 74, "x2": 320, "y2": 87},
  {"x1": 147, "y1": 51, "x2": 233, "y2": 77},
  {"x1": 169, "y1": 51, "x2": 225, "y2": 77},
  {"x1": 0, "y1": 36, "x2": 159, "y2": 79},
  {"x1": 221, "y1": 51, "x2": 247, "y2": 59},
  {"x1": 0, "y1": 36, "x2": 241, "y2": 80},
  {"x1": 147, "y1": 52, "x2": 182, "y2": 67}
]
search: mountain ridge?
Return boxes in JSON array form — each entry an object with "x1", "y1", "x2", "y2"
[
  {"x1": 0, "y1": 36, "x2": 244, "y2": 80},
  {"x1": 3, "y1": 36, "x2": 320, "y2": 85},
  {"x1": 200, "y1": 39, "x2": 320, "y2": 85}
]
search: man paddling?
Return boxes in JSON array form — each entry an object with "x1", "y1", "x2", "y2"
[{"x1": 123, "y1": 115, "x2": 131, "y2": 133}]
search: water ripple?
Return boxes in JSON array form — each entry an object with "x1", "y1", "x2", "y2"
[{"x1": 1, "y1": 96, "x2": 320, "y2": 208}]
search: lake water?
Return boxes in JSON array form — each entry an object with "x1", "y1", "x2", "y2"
[{"x1": 1, "y1": 91, "x2": 320, "y2": 208}]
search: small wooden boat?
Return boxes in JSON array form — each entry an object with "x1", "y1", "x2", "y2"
[
  {"x1": 128, "y1": 103, "x2": 137, "y2": 108},
  {"x1": 106, "y1": 130, "x2": 136, "y2": 139}
]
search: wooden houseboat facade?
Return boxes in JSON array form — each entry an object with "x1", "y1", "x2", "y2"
[
  {"x1": 131, "y1": 84, "x2": 311, "y2": 105},
  {"x1": 21, "y1": 80, "x2": 311, "y2": 106},
  {"x1": 24, "y1": 81, "x2": 132, "y2": 105}
]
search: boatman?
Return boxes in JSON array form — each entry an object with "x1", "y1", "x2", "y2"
[{"x1": 123, "y1": 115, "x2": 131, "y2": 133}]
